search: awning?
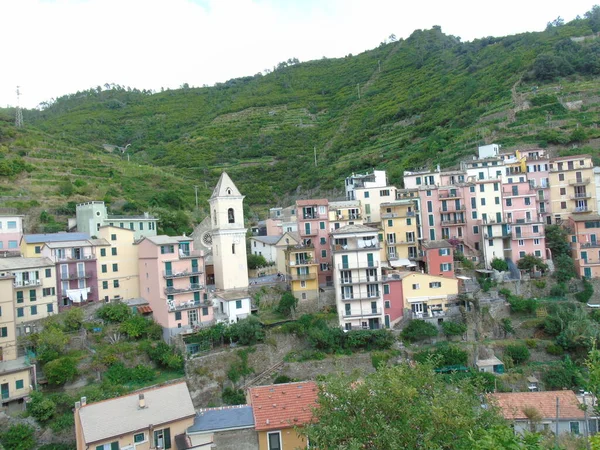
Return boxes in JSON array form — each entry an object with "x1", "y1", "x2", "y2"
[
  {"x1": 136, "y1": 305, "x2": 153, "y2": 314},
  {"x1": 390, "y1": 258, "x2": 416, "y2": 268}
]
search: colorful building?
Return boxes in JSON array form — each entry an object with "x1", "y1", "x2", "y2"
[
  {"x1": 76, "y1": 201, "x2": 158, "y2": 240},
  {"x1": 0, "y1": 214, "x2": 24, "y2": 255},
  {"x1": 284, "y1": 243, "x2": 319, "y2": 303},
  {"x1": 328, "y1": 200, "x2": 363, "y2": 231},
  {"x1": 382, "y1": 270, "x2": 405, "y2": 327},
  {"x1": 331, "y1": 224, "x2": 385, "y2": 330},
  {"x1": 380, "y1": 199, "x2": 419, "y2": 269},
  {"x1": 137, "y1": 235, "x2": 210, "y2": 341},
  {"x1": 549, "y1": 155, "x2": 597, "y2": 223},
  {"x1": 397, "y1": 272, "x2": 459, "y2": 320},
  {"x1": 296, "y1": 199, "x2": 332, "y2": 287},
  {"x1": 569, "y1": 215, "x2": 600, "y2": 279},
  {"x1": 421, "y1": 241, "x2": 455, "y2": 278},
  {"x1": 20, "y1": 232, "x2": 90, "y2": 257}
]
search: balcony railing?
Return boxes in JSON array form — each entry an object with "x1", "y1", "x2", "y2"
[
  {"x1": 569, "y1": 178, "x2": 590, "y2": 185},
  {"x1": 333, "y1": 243, "x2": 381, "y2": 252},
  {"x1": 381, "y1": 213, "x2": 399, "y2": 219},
  {"x1": 13, "y1": 279, "x2": 41, "y2": 288},
  {"x1": 60, "y1": 272, "x2": 92, "y2": 280},
  {"x1": 179, "y1": 250, "x2": 204, "y2": 259},
  {"x1": 338, "y1": 261, "x2": 379, "y2": 270},
  {"x1": 57, "y1": 254, "x2": 95, "y2": 262},
  {"x1": 300, "y1": 228, "x2": 318, "y2": 237},
  {"x1": 340, "y1": 277, "x2": 380, "y2": 285},
  {"x1": 570, "y1": 193, "x2": 592, "y2": 200},
  {"x1": 168, "y1": 299, "x2": 212, "y2": 312},
  {"x1": 413, "y1": 309, "x2": 445, "y2": 319},
  {"x1": 342, "y1": 309, "x2": 382, "y2": 318},
  {"x1": 484, "y1": 232, "x2": 512, "y2": 239},
  {"x1": 438, "y1": 192, "x2": 462, "y2": 199},
  {"x1": 572, "y1": 207, "x2": 592, "y2": 214},
  {"x1": 441, "y1": 219, "x2": 466, "y2": 226},
  {"x1": 513, "y1": 232, "x2": 545, "y2": 239},
  {"x1": 163, "y1": 268, "x2": 204, "y2": 278},
  {"x1": 290, "y1": 273, "x2": 317, "y2": 281},
  {"x1": 289, "y1": 259, "x2": 315, "y2": 266},
  {"x1": 439, "y1": 206, "x2": 466, "y2": 213},
  {"x1": 164, "y1": 284, "x2": 203, "y2": 295},
  {"x1": 302, "y1": 211, "x2": 325, "y2": 220},
  {"x1": 578, "y1": 258, "x2": 600, "y2": 265},
  {"x1": 580, "y1": 242, "x2": 600, "y2": 248}
]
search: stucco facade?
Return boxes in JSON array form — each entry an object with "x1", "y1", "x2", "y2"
[
  {"x1": 380, "y1": 199, "x2": 419, "y2": 268},
  {"x1": 399, "y1": 272, "x2": 458, "y2": 319},
  {"x1": 549, "y1": 155, "x2": 597, "y2": 223},
  {"x1": 296, "y1": 199, "x2": 331, "y2": 287},
  {"x1": 0, "y1": 215, "x2": 23, "y2": 253},
  {"x1": 285, "y1": 245, "x2": 319, "y2": 302}
]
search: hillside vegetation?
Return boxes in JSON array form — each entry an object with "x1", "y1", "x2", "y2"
[{"x1": 1, "y1": 7, "x2": 600, "y2": 227}]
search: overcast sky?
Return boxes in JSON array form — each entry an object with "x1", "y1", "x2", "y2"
[{"x1": 1, "y1": 0, "x2": 597, "y2": 109}]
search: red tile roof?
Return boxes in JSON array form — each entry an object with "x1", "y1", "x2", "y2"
[
  {"x1": 248, "y1": 381, "x2": 318, "y2": 431},
  {"x1": 137, "y1": 305, "x2": 153, "y2": 314},
  {"x1": 490, "y1": 391, "x2": 585, "y2": 420}
]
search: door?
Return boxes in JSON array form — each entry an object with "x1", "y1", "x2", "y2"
[
  {"x1": 585, "y1": 267, "x2": 592, "y2": 279},
  {"x1": 592, "y1": 235, "x2": 597, "y2": 246},
  {"x1": 304, "y1": 222, "x2": 311, "y2": 235},
  {"x1": 1, "y1": 383, "x2": 8, "y2": 400},
  {"x1": 367, "y1": 253, "x2": 374, "y2": 268},
  {"x1": 165, "y1": 261, "x2": 172, "y2": 276},
  {"x1": 368, "y1": 318, "x2": 379, "y2": 329},
  {"x1": 191, "y1": 259, "x2": 198, "y2": 273},
  {"x1": 341, "y1": 255, "x2": 349, "y2": 269},
  {"x1": 581, "y1": 251, "x2": 588, "y2": 262},
  {"x1": 385, "y1": 315, "x2": 390, "y2": 328}
]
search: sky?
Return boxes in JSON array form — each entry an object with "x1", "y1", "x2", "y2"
[{"x1": 0, "y1": 0, "x2": 597, "y2": 109}]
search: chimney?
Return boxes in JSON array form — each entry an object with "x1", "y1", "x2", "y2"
[
  {"x1": 139, "y1": 393, "x2": 146, "y2": 409},
  {"x1": 81, "y1": 397, "x2": 87, "y2": 406}
]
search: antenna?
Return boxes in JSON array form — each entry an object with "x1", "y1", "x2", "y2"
[{"x1": 15, "y1": 86, "x2": 23, "y2": 128}]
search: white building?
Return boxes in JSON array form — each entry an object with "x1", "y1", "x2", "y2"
[
  {"x1": 76, "y1": 201, "x2": 158, "y2": 240},
  {"x1": 249, "y1": 235, "x2": 280, "y2": 263},
  {"x1": 331, "y1": 224, "x2": 385, "y2": 330}
]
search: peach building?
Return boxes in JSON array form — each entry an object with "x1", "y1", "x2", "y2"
[
  {"x1": 137, "y1": 236, "x2": 211, "y2": 341},
  {"x1": 296, "y1": 199, "x2": 332, "y2": 287},
  {"x1": 0, "y1": 214, "x2": 24, "y2": 254},
  {"x1": 569, "y1": 215, "x2": 600, "y2": 279},
  {"x1": 549, "y1": 155, "x2": 597, "y2": 223}
]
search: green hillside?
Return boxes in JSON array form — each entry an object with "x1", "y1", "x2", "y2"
[{"x1": 1, "y1": 7, "x2": 600, "y2": 229}]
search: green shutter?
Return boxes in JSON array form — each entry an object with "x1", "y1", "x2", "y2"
[
  {"x1": 164, "y1": 428, "x2": 171, "y2": 449},
  {"x1": 110, "y1": 442, "x2": 119, "y2": 450}
]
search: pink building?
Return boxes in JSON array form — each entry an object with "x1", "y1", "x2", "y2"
[
  {"x1": 522, "y1": 149, "x2": 551, "y2": 225},
  {"x1": 382, "y1": 270, "x2": 405, "y2": 327},
  {"x1": 137, "y1": 235, "x2": 211, "y2": 341},
  {"x1": 296, "y1": 199, "x2": 332, "y2": 287},
  {"x1": 0, "y1": 215, "x2": 24, "y2": 254},
  {"x1": 422, "y1": 241, "x2": 455, "y2": 278},
  {"x1": 502, "y1": 180, "x2": 547, "y2": 262}
]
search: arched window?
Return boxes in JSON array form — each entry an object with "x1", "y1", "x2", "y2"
[{"x1": 228, "y1": 208, "x2": 235, "y2": 224}]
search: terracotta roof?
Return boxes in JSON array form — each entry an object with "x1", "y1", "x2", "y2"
[
  {"x1": 490, "y1": 391, "x2": 585, "y2": 421},
  {"x1": 249, "y1": 381, "x2": 318, "y2": 431}
]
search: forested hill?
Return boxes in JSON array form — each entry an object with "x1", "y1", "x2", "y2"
[{"x1": 1, "y1": 8, "x2": 600, "y2": 228}]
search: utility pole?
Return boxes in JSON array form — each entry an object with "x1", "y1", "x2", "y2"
[
  {"x1": 15, "y1": 86, "x2": 23, "y2": 128},
  {"x1": 194, "y1": 185, "x2": 199, "y2": 210}
]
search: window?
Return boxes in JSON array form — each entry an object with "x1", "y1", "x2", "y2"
[
  {"x1": 416, "y1": 177, "x2": 422, "y2": 185},
  {"x1": 560, "y1": 187, "x2": 566, "y2": 195},
  {"x1": 319, "y1": 221, "x2": 325, "y2": 230},
  {"x1": 175, "y1": 311, "x2": 182, "y2": 320},
  {"x1": 519, "y1": 251, "x2": 526, "y2": 258},
  {"x1": 267, "y1": 431, "x2": 282, "y2": 450},
  {"x1": 236, "y1": 300, "x2": 242, "y2": 309},
  {"x1": 29, "y1": 289, "x2": 36, "y2": 301},
  {"x1": 100, "y1": 248, "x2": 106, "y2": 257},
  {"x1": 427, "y1": 201, "x2": 432, "y2": 213},
  {"x1": 439, "y1": 248, "x2": 450, "y2": 256},
  {"x1": 494, "y1": 183, "x2": 499, "y2": 191},
  {"x1": 570, "y1": 422, "x2": 580, "y2": 435},
  {"x1": 6, "y1": 220, "x2": 16, "y2": 229},
  {"x1": 320, "y1": 263, "x2": 328, "y2": 271},
  {"x1": 160, "y1": 245, "x2": 175, "y2": 254},
  {"x1": 139, "y1": 222, "x2": 144, "y2": 230},
  {"x1": 364, "y1": 192, "x2": 370, "y2": 198},
  {"x1": 471, "y1": 197, "x2": 476, "y2": 208},
  {"x1": 518, "y1": 240, "x2": 525, "y2": 246},
  {"x1": 365, "y1": 204, "x2": 371, "y2": 214},
  {"x1": 101, "y1": 264, "x2": 107, "y2": 274},
  {"x1": 406, "y1": 218, "x2": 412, "y2": 225},
  {"x1": 321, "y1": 250, "x2": 327, "y2": 258},
  {"x1": 561, "y1": 201, "x2": 567, "y2": 210},
  {"x1": 534, "y1": 239, "x2": 540, "y2": 245},
  {"x1": 506, "y1": 198, "x2": 512, "y2": 207},
  {"x1": 43, "y1": 287, "x2": 55, "y2": 296},
  {"x1": 320, "y1": 237, "x2": 326, "y2": 245},
  {"x1": 559, "y1": 173, "x2": 564, "y2": 181},
  {"x1": 479, "y1": 184, "x2": 484, "y2": 192},
  {"x1": 300, "y1": 280, "x2": 306, "y2": 288},
  {"x1": 524, "y1": 197, "x2": 531, "y2": 206},
  {"x1": 0, "y1": 327, "x2": 7, "y2": 337},
  {"x1": 383, "y1": 284, "x2": 390, "y2": 295},
  {"x1": 15, "y1": 379, "x2": 24, "y2": 390},
  {"x1": 110, "y1": 234, "x2": 117, "y2": 241},
  {"x1": 480, "y1": 198, "x2": 486, "y2": 206},
  {"x1": 429, "y1": 282, "x2": 442, "y2": 288},
  {"x1": 428, "y1": 215, "x2": 434, "y2": 226},
  {"x1": 16, "y1": 291, "x2": 23, "y2": 303},
  {"x1": 472, "y1": 211, "x2": 477, "y2": 219},
  {"x1": 112, "y1": 264, "x2": 118, "y2": 272},
  {"x1": 134, "y1": 433, "x2": 145, "y2": 444},
  {"x1": 469, "y1": 186, "x2": 475, "y2": 193},
  {"x1": 495, "y1": 197, "x2": 500, "y2": 205},
  {"x1": 45, "y1": 268, "x2": 51, "y2": 278},
  {"x1": 31, "y1": 305, "x2": 37, "y2": 315},
  {"x1": 426, "y1": 190, "x2": 432, "y2": 197},
  {"x1": 153, "y1": 428, "x2": 171, "y2": 449},
  {"x1": 102, "y1": 281, "x2": 108, "y2": 289},
  {"x1": 228, "y1": 208, "x2": 235, "y2": 223},
  {"x1": 380, "y1": 189, "x2": 390, "y2": 196},
  {"x1": 8, "y1": 240, "x2": 17, "y2": 249},
  {"x1": 232, "y1": 244, "x2": 236, "y2": 254},
  {"x1": 473, "y1": 226, "x2": 479, "y2": 234},
  {"x1": 34, "y1": 246, "x2": 41, "y2": 254},
  {"x1": 440, "y1": 263, "x2": 452, "y2": 272},
  {"x1": 385, "y1": 300, "x2": 391, "y2": 308},
  {"x1": 113, "y1": 280, "x2": 119, "y2": 288},
  {"x1": 535, "y1": 250, "x2": 542, "y2": 257},
  {"x1": 47, "y1": 304, "x2": 53, "y2": 313},
  {"x1": 412, "y1": 284, "x2": 420, "y2": 290},
  {"x1": 111, "y1": 247, "x2": 117, "y2": 256},
  {"x1": 17, "y1": 308, "x2": 24, "y2": 318}
]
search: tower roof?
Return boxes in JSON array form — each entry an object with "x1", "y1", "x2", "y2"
[{"x1": 210, "y1": 172, "x2": 243, "y2": 200}]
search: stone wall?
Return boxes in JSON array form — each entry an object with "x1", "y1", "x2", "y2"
[{"x1": 213, "y1": 428, "x2": 259, "y2": 450}]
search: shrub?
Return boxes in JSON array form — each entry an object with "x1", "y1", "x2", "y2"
[
  {"x1": 276, "y1": 292, "x2": 298, "y2": 317},
  {"x1": 273, "y1": 374, "x2": 293, "y2": 384},
  {"x1": 401, "y1": 320, "x2": 438, "y2": 343},
  {"x1": 222, "y1": 387, "x2": 246, "y2": 405},
  {"x1": 36, "y1": 327, "x2": 69, "y2": 363},
  {"x1": 517, "y1": 254, "x2": 548, "y2": 273},
  {"x1": 44, "y1": 357, "x2": 78, "y2": 385},
  {"x1": 542, "y1": 357, "x2": 582, "y2": 390},
  {"x1": 371, "y1": 351, "x2": 393, "y2": 369},
  {"x1": 501, "y1": 318, "x2": 515, "y2": 334},
  {"x1": 227, "y1": 349, "x2": 255, "y2": 383},
  {"x1": 549, "y1": 283, "x2": 567, "y2": 298},
  {"x1": 533, "y1": 280, "x2": 547, "y2": 290},
  {"x1": 63, "y1": 308, "x2": 84, "y2": 331},
  {"x1": 491, "y1": 257, "x2": 509, "y2": 272},
  {"x1": 575, "y1": 279, "x2": 594, "y2": 303},
  {"x1": 504, "y1": 344, "x2": 530, "y2": 364},
  {"x1": 546, "y1": 344, "x2": 565, "y2": 356},
  {"x1": 413, "y1": 343, "x2": 468, "y2": 368},
  {"x1": 441, "y1": 321, "x2": 467, "y2": 337},
  {"x1": 229, "y1": 316, "x2": 265, "y2": 345},
  {"x1": 525, "y1": 339, "x2": 537, "y2": 349},
  {"x1": 142, "y1": 341, "x2": 184, "y2": 371},
  {"x1": 96, "y1": 302, "x2": 131, "y2": 322},
  {"x1": 247, "y1": 254, "x2": 268, "y2": 270},
  {"x1": 120, "y1": 315, "x2": 153, "y2": 339},
  {"x1": 498, "y1": 288, "x2": 512, "y2": 297},
  {"x1": 554, "y1": 254, "x2": 577, "y2": 283},
  {"x1": 507, "y1": 296, "x2": 538, "y2": 314},
  {"x1": 28, "y1": 391, "x2": 57, "y2": 422},
  {"x1": 0, "y1": 424, "x2": 35, "y2": 450}
]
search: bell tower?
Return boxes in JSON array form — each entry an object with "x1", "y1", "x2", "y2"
[{"x1": 209, "y1": 172, "x2": 248, "y2": 291}]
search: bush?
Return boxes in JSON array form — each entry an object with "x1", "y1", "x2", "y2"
[
  {"x1": 142, "y1": 341, "x2": 184, "y2": 371},
  {"x1": 491, "y1": 257, "x2": 509, "y2": 272},
  {"x1": 507, "y1": 296, "x2": 538, "y2": 314},
  {"x1": 227, "y1": 348, "x2": 255, "y2": 383},
  {"x1": 413, "y1": 343, "x2": 468, "y2": 368},
  {"x1": 96, "y1": 302, "x2": 131, "y2": 322},
  {"x1": 63, "y1": 308, "x2": 84, "y2": 332},
  {"x1": 554, "y1": 254, "x2": 577, "y2": 283},
  {"x1": 501, "y1": 318, "x2": 514, "y2": 334},
  {"x1": 533, "y1": 280, "x2": 546, "y2": 289},
  {"x1": 542, "y1": 357, "x2": 582, "y2": 390},
  {"x1": 504, "y1": 344, "x2": 530, "y2": 365},
  {"x1": 36, "y1": 327, "x2": 69, "y2": 363},
  {"x1": 401, "y1": 320, "x2": 438, "y2": 343},
  {"x1": 517, "y1": 254, "x2": 548, "y2": 273},
  {"x1": 120, "y1": 315, "x2": 153, "y2": 339},
  {"x1": 575, "y1": 279, "x2": 594, "y2": 303},
  {"x1": 549, "y1": 283, "x2": 567, "y2": 298},
  {"x1": 247, "y1": 254, "x2": 268, "y2": 270},
  {"x1": 441, "y1": 321, "x2": 467, "y2": 337},
  {"x1": 546, "y1": 344, "x2": 565, "y2": 356},
  {"x1": 229, "y1": 316, "x2": 265, "y2": 345},
  {"x1": 276, "y1": 292, "x2": 298, "y2": 317},
  {"x1": 0, "y1": 424, "x2": 35, "y2": 450},
  {"x1": 371, "y1": 351, "x2": 393, "y2": 369},
  {"x1": 273, "y1": 374, "x2": 293, "y2": 384},
  {"x1": 222, "y1": 387, "x2": 246, "y2": 405},
  {"x1": 44, "y1": 357, "x2": 78, "y2": 385},
  {"x1": 525, "y1": 339, "x2": 537, "y2": 349},
  {"x1": 28, "y1": 391, "x2": 57, "y2": 422}
]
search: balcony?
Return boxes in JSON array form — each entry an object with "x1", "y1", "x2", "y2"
[
  {"x1": 513, "y1": 232, "x2": 544, "y2": 240},
  {"x1": 572, "y1": 207, "x2": 592, "y2": 214},
  {"x1": 336, "y1": 213, "x2": 361, "y2": 220},
  {"x1": 570, "y1": 193, "x2": 592, "y2": 200},
  {"x1": 580, "y1": 242, "x2": 600, "y2": 249},
  {"x1": 505, "y1": 217, "x2": 544, "y2": 224},
  {"x1": 441, "y1": 219, "x2": 466, "y2": 226},
  {"x1": 301, "y1": 211, "x2": 324, "y2": 220},
  {"x1": 338, "y1": 261, "x2": 379, "y2": 270},
  {"x1": 578, "y1": 258, "x2": 600, "y2": 265},
  {"x1": 163, "y1": 268, "x2": 204, "y2": 278},
  {"x1": 503, "y1": 189, "x2": 534, "y2": 198},
  {"x1": 290, "y1": 273, "x2": 317, "y2": 281},
  {"x1": 381, "y1": 212, "x2": 399, "y2": 219},
  {"x1": 60, "y1": 272, "x2": 92, "y2": 280},
  {"x1": 438, "y1": 192, "x2": 462, "y2": 199},
  {"x1": 179, "y1": 250, "x2": 204, "y2": 259},
  {"x1": 300, "y1": 228, "x2": 318, "y2": 237},
  {"x1": 340, "y1": 277, "x2": 380, "y2": 285},
  {"x1": 13, "y1": 279, "x2": 41, "y2": 288},
  {"x1": 164, "y1": 284, "x2": 203, "y2": 295},
  {"x1": 413, "y1": 309, "x2": 446, "y2": 319},
  {"x1": 168, "y1": 299, "x2": 211, "y2": 312},
  {"x1": 439, "y1": 206, "x2": 466, "y2": 213},
  {"x1": 332, "y1": 242, "x2": 380, "y2": 252},
  {"x1": 396, "y1": 239, "x2": 417, "y2": 245},
  {"x1": 569, "y1": 178, "x2": 590, "y2": 186},
  {"x1": 484, "y1": 232, "x2": 512, "y2": 239},
  {"x1": 57, "y1": 254, "x2": 95, "y2": 262},
  {"x1": 342, "y1": 308, "x2": 382, "y2": 318}
]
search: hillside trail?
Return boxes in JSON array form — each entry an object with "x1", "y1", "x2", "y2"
[
  {"x1": 508, "y1": 75, "x2": 528, "y2": 123},
  {"x1": 323, "y1": 41, "x2": 402, "y2": 152}
]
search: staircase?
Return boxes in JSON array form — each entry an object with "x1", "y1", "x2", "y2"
[{"x1": 242, "y1": 360, "x2": 285, "y2": 390}]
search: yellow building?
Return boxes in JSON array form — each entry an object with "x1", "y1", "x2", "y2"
[
  {"x1": 399, "y1": 272, "x2": 458, "y2": 319},
  {"x1": 95, "y1": 226, "x2": 140, "y2": 302},
  {"x1": 328, "y1": 200, "x2": 363, "y2": 231},
  {"x1": 274, "y1": 231, "x2": 300, "y2": 275},
  {"x1": 380, "y1": 199, "x2": 419, "y2": 267},
  {"x1": 0, "y1": 276, "x2": 34, "y2": 410},
  {"x1": 75, "y1": 382, "x2": 195, "y2": 450},
  {"x1": 285, "y1": 244, "x2": 319, "y2": 302},
  {"x1": 549, "y1": 155, "x2": 597, "y2": 223}
]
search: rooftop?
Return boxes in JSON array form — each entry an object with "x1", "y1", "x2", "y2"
[
  {"x1": 331, "y1": 224, "x2": 379, "y2": 235},
  {"x1": 490, "y1": 391, "x2": 585, "y2": 421},
  {"x1": 87, "y1": 238, "x2": 111, "y2": 247},
  {"x1": 570, "y1": 214, "x2": 600, "y2": 223},
  {"x1": 139, "y1": 235, "x2": 191, "y2": 246},
  {"x1": 188, "y1": 405, "x2": 255, "y2": 434},
  {"x1": 106, "y1": 213, "x2": 156, "y2": 220},
  {"x1": 78, "y1": 382, "x2": 195, "y2": 445},
  {"x1": 0, "y1": 257, "x2": 54, "y2": 271},
  {"x1": 250, "y1": 235, "x2": 281, "y2": 245},
  {"x1": 214, "y1": 289, "x2": 250, "y2": 301},
  {"x1": 44, "y1": 240, "x2": 93, "y2": 249},
  {"x1": 249, "y1": 381, "x2": 318, "y2": 431},
  {"x1": 22, "y1": 232, "x2": 90, "y2": 244},
  {"x1": 422, "y1": 240, "x2": 453, "y2": 249},
  {"x1": 210, "y1": 172, "x2": 243, "y2": 200},
  {"x1": 0, "y1": 356, "x2": 32, "y2": 376}
]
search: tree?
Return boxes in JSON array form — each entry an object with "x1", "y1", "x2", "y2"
[
  {"x1": 302, "y1": 363, "x2": 507, "y2": 449},
  {"x1": 229, "y1": 316, "x2": 264, "y2": 345},
  {"x1": 400, "y1": 320, "x2": 438, "y2": 342},
  {"x1": 517, "y1": 254, "x2": 548, "y2": 273},
  {"x1": 276, "y1": 292, "x2": 298, "y2": 317},
  {"x1": 585, "y1": 344, "x2": 600, "y2": 415},
  {"x1": 545, "y1": 225, "x2": 571, "y2": 258},
  {"x1": 44, "y1": 357, "x2": 78, "y2": 385},
  {"x1": 490, "y1": 257, "x2": 508, "y2": 272},
  {"x1": 27, "y1": 391, "x2": 57, "y2": 422},
  {"x1": 247, "y1": 253, "x2": 267, "y2": 270},
  {"x1": 63, "y1": 307, "x2": 84, "y2": 331},
  {"x1": 554, "y1": 253, "x2": 577, "y2": 283},
  {"x1": 0, "y1": 424, "x2": 35, "y2": 450},
  {"x1": 504, "y1": 344, "x2": 530, "y2": 364},
  {"x1": 441, "y1": 321, "x2": 467, "y2": 337},
  {"x1": 36, "y1": 326, "x2": 69, "y2": 363}
]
